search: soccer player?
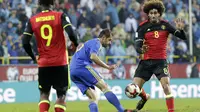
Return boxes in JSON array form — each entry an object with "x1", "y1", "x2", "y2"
[
  {"x1": 70, "y1": 29, "x2": 133, "y2": 112},
  {"x1": 22, "y1": 0, "x2": 78, "y2": 112},
  {"x1": 132, "y1": 0, "x2": 186, "y2": 112}
]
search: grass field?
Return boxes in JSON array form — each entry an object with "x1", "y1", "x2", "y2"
[{"x1": 0, "y1": 98, "x2": 199, "y2": 112}]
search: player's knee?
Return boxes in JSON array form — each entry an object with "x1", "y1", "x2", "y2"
[
  {"x1": 89, "y1": 96, "x2": 98, "y2": 104},
  {"x1": 57, "y1": 90, "x2": 66, "y2": 100},
  {"x1": 100, "y1": 83, "x2": 109, "y2": 93},
  {"x1": 162, "y1": 84, "x2": 171, "y2": 94},
  {"x1": 40, "y1": 91, "x2": 50, "y2": 100}
]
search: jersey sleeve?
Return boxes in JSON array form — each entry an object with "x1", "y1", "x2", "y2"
[
  {"x1": 135, "y1": 25, "x2": 145, "y2": 54},
  {"x1": 89, "y1": 41, "x2": 101, "y2": 55},
  {"x1": 61, "y1": 13, "x2": 72, "y2": 29},
  {"x1": 23, "y1": 20, "x2": 33, "y2": 36},
  {"x1": 165, "y1": 22, "x2": 177, "y2": 34},
  {"x1": 61, "y1": 13, "x2": 79, "y2": 47},
  {"x1": 165, "y1": 22, "x2": 187, "y2": 40}
]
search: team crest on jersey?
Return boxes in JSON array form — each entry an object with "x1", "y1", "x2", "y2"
[{"x1": 161, "y1": 25, "x2": 166, "y2": 30}]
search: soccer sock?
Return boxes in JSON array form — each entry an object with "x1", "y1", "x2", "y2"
[
  {"x1": 54, "y1": 104, "x2": 66, "y2": 112},
  {"x1": 166, "y1": 94, "x2": 174, "y2": 112},
  {"x1": 38, "y1": 100, "x2": 50, "y2": 112},
  {"x1": 138, "y1": 88, "x2": 147, "y2": 100},
  {"x1": 104, "y1": 91, "x2": 124, "y2": 112},
  {"x1": 89, "y1": 102, "x2": 98, "y2": 112}
]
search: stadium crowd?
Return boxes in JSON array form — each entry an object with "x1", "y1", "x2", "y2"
[{"x1": 0, "y1": 0, "x2": 200, "y2": 64}]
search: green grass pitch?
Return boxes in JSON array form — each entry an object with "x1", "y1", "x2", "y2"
[{"x1": 0, "y1": 98, "x2": 199, "y2": 112}]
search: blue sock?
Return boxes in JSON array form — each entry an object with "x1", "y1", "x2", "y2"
[
  {"x1": 104, "y1": 91, "x2": 124, "y2": 112},
  {"x1": 89, "y1": 102, "x2": 98, "y2": 112}
]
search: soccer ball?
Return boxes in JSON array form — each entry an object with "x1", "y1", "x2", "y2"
[{"x1": 125, "y1": 83, "x2": 141, "y2": 98}]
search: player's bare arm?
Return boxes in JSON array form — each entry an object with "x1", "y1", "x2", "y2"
[
  {"x1": 90, "y1": 53, "x2": 117, "y2": 70},
  {"x1": 22, "y1": 20, "x2": 36, "y2": 62},
  {"x1": 61, "y1": 13, "x2": 78, "y2": 47}
]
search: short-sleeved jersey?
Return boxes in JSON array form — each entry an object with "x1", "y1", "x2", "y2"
[
  {"x1": 70, "y1": 38, "x2": 101, "y2": 69},
  {"x1": 135, "y1": 20, "x2": 177, "y2": 60},
  {"x1": 24, "y1": 10, "x2": 71, "y2": 67}
]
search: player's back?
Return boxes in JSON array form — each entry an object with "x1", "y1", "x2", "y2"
[
  {"x1": 70, "y1": 38, "x2": 101, "y2": 69},
  {"x1": 30, "y1": 11, "x2": 67, "y2": 67}
]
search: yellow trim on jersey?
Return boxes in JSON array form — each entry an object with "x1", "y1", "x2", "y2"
[
  {"x1": 86, "y1": 66, "x2": 101, "y2": 81},
  {"x1": 63, "y1": 24, "x2": 72, "y2": 29},
  {"x1": 42, "y1": 10, "x2": 49, "y2": 12},
  {"x1": 23, "y1": 32, "x2": 32, "y2": 36},
  {"x1": 38, "y1": 100, "x2": 50, "y2": 106},
  {"x1": 54, "y1": 104, "x2": 66, "y2": 111}
]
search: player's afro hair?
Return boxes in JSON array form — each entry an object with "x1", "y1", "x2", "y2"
[
  {"x1": 143, "y1": 0, "x2": 165, "y2": 16},
  {"x1": 99, "y1": 29, "x2": 113, "y2": 38},
  {"x1": 39, "y1": 0, "x2": 54, "y2": 6}
]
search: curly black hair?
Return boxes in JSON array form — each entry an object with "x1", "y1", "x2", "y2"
[
  {"x1": 39, "y1": 0, "x2": 54, "y2": 7},
  {"x1": 143, "y1": 0, "x2": 165, "y2": 16}
]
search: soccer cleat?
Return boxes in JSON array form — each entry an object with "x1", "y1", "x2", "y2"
[{"x1": 136, "y1": 93, "x2": 150, "y2": 110}]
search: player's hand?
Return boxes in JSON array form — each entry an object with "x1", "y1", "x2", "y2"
[
  {"x1": 141, "y1": 44, "x2": 149, "y2": 53},
  {"x1": 69, "y1": 42, "x2": 77, "y2": 52},
  {"x1": 34, "y1": 55, "x2": 39, "y2": 64},
  {"x1": 175, "y1": 18, "x2": 185, "y2": 30},
  {"x1": 108, "y1": 64, "x2": 119, "y2": 70}
]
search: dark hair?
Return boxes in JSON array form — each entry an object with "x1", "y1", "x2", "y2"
[
  {"x1": 98, "y1": 29, "x2": 112, "y2": 38},
  {"x1": 143, "y1": 0, "x2": 165, "y2": 16},
  {"x1": 39, "y1": 0, "x2": 54, "y2": 7}
]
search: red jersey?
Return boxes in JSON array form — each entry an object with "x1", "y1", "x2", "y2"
[
  {"x1": 25, "y1": 10, "x2": 71, "y2": 67},
  {"x1": 135, "y1": 20, "x2": 180, "y2": 60}
]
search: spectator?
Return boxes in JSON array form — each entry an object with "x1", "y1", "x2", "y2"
[
  {"x1": 113, "y1": 59, "x2": 126, "y2": 79},
  {"x1": 101, "y1": 15, "x2": 114, "y2": 30},
  {"x1": 118, "y1": 1, "x2": 129, "y2": 23},
  {"x1": 125, "y1": 13, "x2": 138, "y2": 40},
  {"x1": 110, "y1": 39, "x2": 126, "y2": 63},
  {"x1": 105, "y1": 1, "x2": 120, "y2": 26}
]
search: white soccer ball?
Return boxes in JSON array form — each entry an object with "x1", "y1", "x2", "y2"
[{"x1": 125, "y1": 83, "x2": 141, "y2": 98}]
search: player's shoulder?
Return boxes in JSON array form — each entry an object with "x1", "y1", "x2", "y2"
[
  {"x1": 139, "y1": 20, "x2": 149, "y2": 26},
  {"x1": 51, "y1": 11, "x2": 63, "y2": 15},
  {"x1": 160, "y1": 19, "x2": 171, "y2": 25},
  {"x1": 86, "y1": 39, "x2": 100, "y2": 46}
]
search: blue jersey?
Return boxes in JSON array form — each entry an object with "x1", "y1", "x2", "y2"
[{"x1": 70, "y1": 38, "x2": 101, "y2": 69}]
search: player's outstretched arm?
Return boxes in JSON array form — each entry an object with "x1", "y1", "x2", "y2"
[
  {"x1": 167, "y1": 18, "x2": 187, "y2": 40},
  {"x1": 61, "y1": 13, "x2": 78, "y2": 47},
  {"x1": 22, "y1": 20, "x2": 36, "y2": 62},
  {"x1": 90, "y1": 53, "x2": 110, "y2": 69},
  {"x1": 90, "y1": 53, "x2": 118, "y2": 70}
]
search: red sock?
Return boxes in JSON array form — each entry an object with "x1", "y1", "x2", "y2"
[
  {"x1": 138, "y1": 88, "x2": 147, "y2": 100},
  {"x1": 55, "y1": 104, "x2": 66, "y2": 112},
  {"x1": 38, "y1": 100, "x2": 50, "y2": 112},
  {"x1": 166, "y1": 94, "x2": 174, "y2": 112}
]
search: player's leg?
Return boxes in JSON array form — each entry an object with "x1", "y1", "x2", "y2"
[
  {"x1": 154, "y1": 60, "x2": 174, "y2": 112},
  {"x1": 95, "y1": 79, "x2": 125, "y2": 112},
  {"x1": 160, "y1": 77, "x2": 174, "y2": 112},
  {"x1": 133, "y1": 60, "x2": 152, "y2": 111},
  {"x1": 70, "y1": 66, "x2": 100, "y2": 112},
  {"x1": 38, "y1": 67, "x2": 51, "y2": 112},
  {"x1": 53, "y1": 65, "x2": 69, "y2": 112},
  {"x1": 85, "y1": 88, "x2": 99, "y2": 112},
  {"x1": 84, "y1": 66, "x2": 125, "y2": 112}
]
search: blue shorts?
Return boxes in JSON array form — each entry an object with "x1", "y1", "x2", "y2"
[{"x1": 70, "y1": 65, "x2": 102, "y2": 94}]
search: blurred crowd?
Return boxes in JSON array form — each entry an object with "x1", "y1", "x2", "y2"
[{"x1": 0, "y1": 0, "x2": 200, "y2": 64}]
